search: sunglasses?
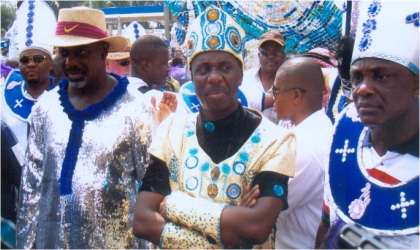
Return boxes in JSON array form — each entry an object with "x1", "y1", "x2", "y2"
[
  {"x1": 259, "y1": 49, "x2": 284, "y2": 57},
  {"x1": 272, "y1": 87, "x2": 306, "y2": 99},
  {"x1": 116, "y1": 59, "x2": 130, "y2": 67},
  {"x1": 19, "y1": 55, "x2": 49, "y2": 65}
]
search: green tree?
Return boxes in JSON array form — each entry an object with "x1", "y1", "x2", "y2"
[
  {"x1": 82, "y1": 0, "x2": 116, "y2": 8},
  {"x1": 1, "y1": 2, "x2": 16, "y2": 39},
  {"x1": 44, "y1": 1, "x2": 85, "y2": 18},
  {"x1": 112, "y1": 0, "x2": 131, "y2": 7},
  {"x1": 131, "y1": 1, "x2": 164, "y2": 7}
]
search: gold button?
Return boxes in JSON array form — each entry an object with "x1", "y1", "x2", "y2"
[
  {"x1": 187, "y1": 39, "x2": 194, "y2": 49},
  {"x1": 231, "y1": 34, "x2": 239, "y2": 46},
  {"x1": 211, "y1": 167, "x2": 220, "y2": 180},
  {"x1": 208, "y1": 10, "x2": 219, "y2": 21},
  {"x1": 208, "y1": 37, "x2": 219, "y2": 47},
  {"x1": 208, "y1": 184, "x2": 218, "y2": 198}
]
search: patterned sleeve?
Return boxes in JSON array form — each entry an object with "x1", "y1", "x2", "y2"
[
  {"x1": 249, "y1": 130, "x2": 296, "y2": 211},
  {"x1": 260, "y1": 131, "x2": 296, "y2": 177},
  {"x1": 251, "y1": 171, "x2": 290, "y2": 210},
  {"x1": 16, "y1": 104, "x2": 45, "y2": 249}
]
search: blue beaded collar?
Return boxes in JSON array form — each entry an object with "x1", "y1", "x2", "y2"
[{"x1": 326, "y1": 105, "x2": 419, "y2": 235}]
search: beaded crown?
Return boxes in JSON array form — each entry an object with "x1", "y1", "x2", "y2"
[
  {"x1": 351, "y1": 0, "x2": 419, "y2": 74},
  {"x1": 186, "y1": 6, "x2": 246, "y2": 69},
  {"x1": 5, "y1": 0, "x2": 57, "y2": 58}
]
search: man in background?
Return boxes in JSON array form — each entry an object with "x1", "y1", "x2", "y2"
[
  {"x1": 128, "y1": 35, "x2": 188, "y2": 117},
  {"x1": 273, "y1": 57, "x2": 332, "y2": 248},
  {"x1": 240, "y1": 30, "x2": 286, "y2": 124}
]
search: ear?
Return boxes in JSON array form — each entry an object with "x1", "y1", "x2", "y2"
[
  {"x1": 100, "y1": 42, "x2": 110, "y2": 60},
  {"x1": 140, "y1": 59, "x2": 150, "y2": 72},
  {"x1": 190, "y1": 73, "x2": 194, "y2": 82},
  {"x1": 238, "y1": 69, "x2": 243, "y2": 86},
  {"x1": 413, "y1": 73, "x2": 419, "y2": 97},
  {"x1": 48, "y1": 58, "x2": 53, "y2": 71},
  {"x1": 293, "y1": 88, "x2": 304, "y2": 105},
  {"x1": 105, "y1": 59, "x2": 111, "y2": 71}
]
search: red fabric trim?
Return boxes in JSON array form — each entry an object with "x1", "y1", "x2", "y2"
[
  {"x1": 366, "y1": 168, "x2": 401, "y2": 185},
  {"x1": 56, "y1": 21, "x2": 108, "y2": 39},
  {"x1": 322, "y1": 199, "x2": 330, "y2": 215}
]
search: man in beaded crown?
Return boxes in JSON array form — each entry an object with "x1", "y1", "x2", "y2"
[
  {"x1": 317, "y1": 0, "x2": 419, "y2": 248},
  {"x1": 16, "y1": 6, "x2": 159, "y2": 249},
  {"x1": 133, "y1": 6, "x2": 296, "y2": 249}
]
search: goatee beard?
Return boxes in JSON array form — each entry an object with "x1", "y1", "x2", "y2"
[
  {"x1": 69, "y1": 80, "x2": 87, "y2": 89},
  {"x1": 26, "y1": 79, "x2": 39, "y2": 85}
]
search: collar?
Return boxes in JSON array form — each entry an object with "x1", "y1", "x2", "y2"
[
  {"x1": 362, "y1": 129, "x2": 419, "y2": 157},
  {"x1": 198, "y1": 103, "x2": 244, "y2": 133},
  {"x1": 22, "y1": 76, "x2": 56, "y2": 100},
  {"x1": 127, "y1": 76, "x2": 148, "y2": 89},
  {"x1": 294, "y1": 109, "x2": 324, "y2": 130}
]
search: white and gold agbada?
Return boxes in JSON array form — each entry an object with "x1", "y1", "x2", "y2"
[{"x1": 150, "y1": 110, "x2": 296, "y2": 248}]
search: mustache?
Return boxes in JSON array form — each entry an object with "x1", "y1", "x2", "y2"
[
  {"x1": 207, "y1": 86, "x2": 225, "y2": 94},
  {"x1": 65, "y1": 66, "x2": 86, "y2": 75}
]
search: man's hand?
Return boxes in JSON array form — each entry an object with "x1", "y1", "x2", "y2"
[
  {"x1": 158, "y1": 184, "x2": 259, "y2": 221},
  {"x1": 240, "y1": 184, "x2": 260, "y2": 208},
  {"x1": 151, "y1": 92, "x2": 178, "y2": 123},
  {"x1": 159, "y1": 195, "x2": 170, "y2": 219}
]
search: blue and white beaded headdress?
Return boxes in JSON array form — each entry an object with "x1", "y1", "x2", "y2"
[
  {"x1": 4, "y1": 0, "x2": 56, "y2": 58},
  {"x1": 186, "y1": 6, "x2": 246, "y2": 69},
  {"x1": 122, "y1": 21, "x2": 146, "y2": 45},
  {"x1": 351, "y1": 0, "x2": 419, "y2": 74}
]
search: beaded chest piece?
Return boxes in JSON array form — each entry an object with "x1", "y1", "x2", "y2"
[
  {"x1": 325, "y1": 104, "x2": 419, "y2": 236},
  {"x1": 169, "y1": 115, "x2": 268, "y2": 205}
]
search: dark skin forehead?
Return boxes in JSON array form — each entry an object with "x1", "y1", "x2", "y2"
[
  {"x1": 259, "y1": 41, "x2": 284, "y2": 51},
  {"x1": 57, "y1": 42, "x2": 108, "y2": 57},
  {"x1": 20, "y1": 49, "x2": 51, "y2": 58},
  {"x1": 350, "y1": 58, "x2": 415, "y2": 76},
  {"x1": 191, "y1": 51, "x2": 242, "y2": 71}
]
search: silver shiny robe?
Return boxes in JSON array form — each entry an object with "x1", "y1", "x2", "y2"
[{"x1": 16, "y1": 87, "x2": 157, "y2": 249}]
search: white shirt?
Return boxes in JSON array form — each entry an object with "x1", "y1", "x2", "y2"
[
  {"x1": 276, "y1": 109, "x2": 333, "y2": 249},
  {"x1": 240, "y1": 67, "x2": 279, "y2": 124},
  {"x1": 127, "y1": 77, "x2": 188, "y2": 115}
]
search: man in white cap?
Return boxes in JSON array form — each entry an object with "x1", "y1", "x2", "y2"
[
  {"x1": 1, "y1": 0, "x2": 57, "y2": 152},
  {"x1": 133, "y1": 6, "x2": 296, "y2": 249},
  {"x1": 240, "y1": 30, "x2": 286, "y2": 124},
  {"x1": 317, "y1": 1, "x2": 419, "y2": 248},
  {"x1": 16, "y1": 7, "x2": 158, "y2": 249}
]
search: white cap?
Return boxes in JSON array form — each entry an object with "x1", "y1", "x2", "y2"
[
  {"x1": 6, "y1": 0, "x2": 56, "y2": 58},
  {"x1": 351, "y1": 0, "x2": 419, "y2": 74}
]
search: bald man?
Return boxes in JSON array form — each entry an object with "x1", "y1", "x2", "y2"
[
  {"x1": 273, "y1": 58, "x2": 333, "y2": 248},
  {"x1": 128, "y1": 35, "x2": 188, "y2": 117}
]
